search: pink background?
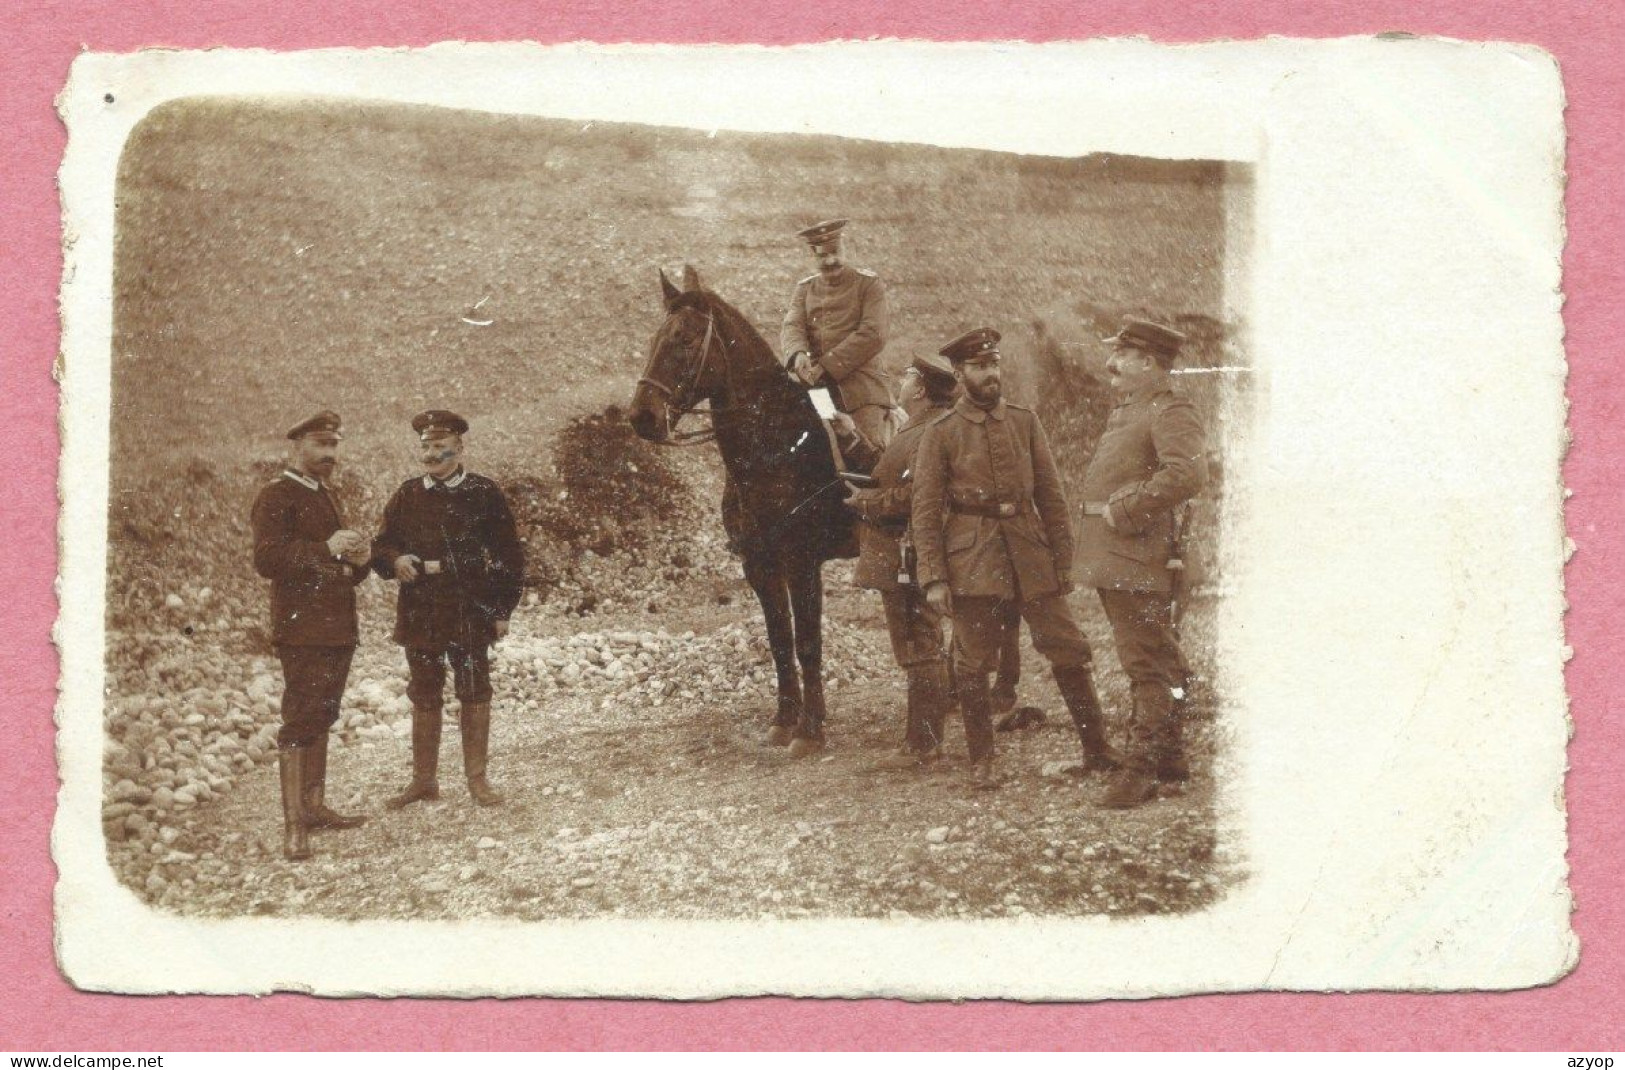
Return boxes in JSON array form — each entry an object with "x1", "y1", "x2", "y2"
[{"x1": 2, "y1": 1, "x2": 1620, "y2": 1051}]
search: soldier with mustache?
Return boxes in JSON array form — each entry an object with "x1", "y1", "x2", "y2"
[
  {"x1": 249, "y1": 410, "x2": 370, "y2": 861},
  {"x1": 781, "y1": 218, "x2": 898, "y2": 448},
  {"x1": 1080, "y1": 319, "x2": 1209, "y2": 810},
  {"x1": 374, "y1": 410, "x2": 525, "y2": 810}
]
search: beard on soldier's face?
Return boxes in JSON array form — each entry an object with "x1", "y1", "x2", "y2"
[{"x1": 966, "y1": 377, "x2": 1001, "y2": 405}]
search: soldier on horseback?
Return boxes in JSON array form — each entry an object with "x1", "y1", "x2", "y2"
[{"x1": 781, "y1": 219, "x2": 899, "y2": 449}]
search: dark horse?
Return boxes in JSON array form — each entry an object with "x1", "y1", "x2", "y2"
[{"x1": 628, "y1": 265, "x2": 857, "y2": 757}]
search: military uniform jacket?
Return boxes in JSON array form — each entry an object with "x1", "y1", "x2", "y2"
[
  {"x1": 780, "y1": 266, "x2": 895, "y2": 413},
  {"x1": 847, "y1": 402, "x2": 952, "y2": 591},
  {"x1": 371, "y1": 469, "x2": 525, "y2": 650},
  {"x1": 1076, "y1": 372, "x2": 1207, "y2": 593},
  {"x1": 250, "y1": 471, "x2": 366, "y2": 647},
  {"x1": 911, "y1": 398, "x2": 1074, "y2": 601}
]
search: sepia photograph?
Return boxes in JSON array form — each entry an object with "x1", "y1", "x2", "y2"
[
  {"x1": 53, "y1": 40, "x2": 1570, "y2": 998},
  {"x1": 101, "y1": 94, "x2": 1249, "y2": 923}
]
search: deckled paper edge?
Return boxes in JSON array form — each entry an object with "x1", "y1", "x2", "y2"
[{"x1": 52, "y1": 37, "x2": 1574, "y2": 999}]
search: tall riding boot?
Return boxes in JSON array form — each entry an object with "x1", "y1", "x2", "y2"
[
  {"x1": 460, "y1": 701, "x2": 505, "y2": 807},
  {"x1": 957, "y1": 671, "x2": 1000, "y2": 788},
  {"x1": 304, "y1": 731, "x2": 365, "y2": 830},
  {"x1": 992, "y1": 615, "x2": 1021, "y2": 716},
  {"x1": 1157, "y1": 685, "x2": 1191, "y2": 782},
  {"x1": 386, "y1": 704, "x2": 442, "y2": 810},
  {"x1": 1054, "y1": 663, "x2": 1123, "y2": 774},
  {"x1": 872, "y1": 661, "x2": 949, "y2": 771},
  {"x1": 901, "y1": 669, "x2": 924, "y2": 752},
  {"x1": 917, "y1": 660, "x2": 950, "y2": 758},
  {"x1": 278, "y1": 745, "x2": 311, "y2": 861},
  {"x1": 1102, "y1": 683, "x2": 1172, "y2": 810},
  {"x1": 873, "y1": 673, "x2": 922, "y2": 771}
]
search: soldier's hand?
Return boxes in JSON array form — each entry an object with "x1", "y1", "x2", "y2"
[
  {"x1": 493, "y1": 619, "x2": 510, "y2": 642},
  {"x1": 327, "y1": 530, "x2": 361, "y2": 559},
  {"x1": 341, "y1": 541, "x2": 372, "y2": 567},
  {"x1": 799, "y1": 360, "x2": 827, "y2": 386},
  {"x1": 393, "y1": 554, "x2": 422, "y2": 583},
  {"x1": 925, "y1": 582, "x2": 953, "y2": 616}
]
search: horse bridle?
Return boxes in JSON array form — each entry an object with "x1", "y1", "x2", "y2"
[{"x1": 636, "y1": 307, "x2": 728, "y2": 445}]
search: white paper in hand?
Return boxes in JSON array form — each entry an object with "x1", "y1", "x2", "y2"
[{"x1": 807, "y1": 387, "x2": 838, "y2": 420}]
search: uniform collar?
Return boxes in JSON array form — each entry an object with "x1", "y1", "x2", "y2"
[
  {"x1": 423, "y1": 466, "x2": 467, "y2": 490},
  {"x1": 901, "y1": 401, "x2": 954, "y2": 431},
  {"x1": 1116, "y1": 368, "x2": 1174, "y2": 407},
  {"x1": 282, "y1": 469, "x2": 321, "y2": 491},
  {"x1": 953, "y1": 396, "x2": 1007, "y2": 423}
]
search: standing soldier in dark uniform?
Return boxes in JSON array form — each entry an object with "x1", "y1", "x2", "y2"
[
  {"x1": 912, "y1": 329, "x2": 1120, "y2": 789},
  {"x1": 250, "y1": 411, "x2": 370, "y2": 861},
  {"x1": 846, "y1": 353, "x2": 961, "y2": 770},
  {"x1": 1078, "y1": 319, "x2": 1208, "y2": 810},
  {"x1": 373, "y1": 410, "x2": 525, "y2": 809},
  {"x1": 781, "y1": 218, "x2": 898, "y2": 448}
]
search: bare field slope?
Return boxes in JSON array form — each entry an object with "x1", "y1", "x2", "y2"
[{"x1": 102, "y1": 98, "x2": 1248, "y2": 920}]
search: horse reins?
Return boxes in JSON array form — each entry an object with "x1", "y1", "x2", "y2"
[
  {"x1": 637, "y1": 297, "x2": 856, "y2": 535},
  {"x1": 636, "y1": 308, "x2": 730, "y2": 446}
]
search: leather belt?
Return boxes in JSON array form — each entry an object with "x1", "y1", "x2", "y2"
[{"x1": 950, "y1": 500, "x2": 1026, "y2": 519}]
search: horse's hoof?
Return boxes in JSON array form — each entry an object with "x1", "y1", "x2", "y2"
[
  {"x1": 764, "y1": 725, "x2": 796, "y2": 747},
  {"x1": 787, "y1": 736, "x2": 826, "y2": 759}
]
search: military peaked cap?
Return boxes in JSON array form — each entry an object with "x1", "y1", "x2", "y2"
[
  {"x1": 286, "y1": 410, "x2": 342, "y2": 440},
  {"x1": 911, "y1": 352, "x2": 958, "y2": 386},
  {"x1": 411, "y1": 409, "x2": 469, "y2": 439},
  {"x1": 939, "y1": 327, "x2": 1002, "y2": 365},
  {"x1": 796, "y1": 219, "x2": 849, "y2": 247},
  {"x1": 1105, "y1": 318, "x2": 1186, "y2": 360}
]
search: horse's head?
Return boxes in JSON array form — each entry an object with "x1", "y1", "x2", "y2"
[{"x1": 629, "y1": 265, "x2": 728, "y2": 443}]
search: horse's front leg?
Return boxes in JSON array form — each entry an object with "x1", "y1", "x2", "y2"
[
  {"x1": 743, "y1": 553, "x2": 800, "y2": 747},
  {"x1": 787, "y1": 558, "x2": 826, "y2": 756}
]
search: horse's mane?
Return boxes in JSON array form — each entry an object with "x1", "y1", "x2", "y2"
[
  {"x1": 684, "y1": 287, "x2": 835, "y2": 477},
  {"x1": 655, "y1": 277, "x2": 855, "y2": 563},
  {"x1": 682, "y1": 288, "x2": 777, "y2": 373},
  {"x1": 685, "y1": 288, "x2": 814, "y2": 410}
]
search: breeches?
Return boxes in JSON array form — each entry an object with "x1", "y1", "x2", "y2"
[
  {"x1": 406, "y1": 644, "x2": 492, "y2": 707},
  {"x1": 276, "y1": 644, "x2": 354, "y2": 748},
  {"x1": 1097, "y1": 588, "x2": 1189, "y2": 689},
  {"x1": 952, "y1": 593, "x2": 1091, "y2": 676},
  {"x1": 880, "y1": 587, "x2": 947, "y2": 669}
]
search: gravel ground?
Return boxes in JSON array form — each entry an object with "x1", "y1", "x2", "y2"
[
  {"x1": 104, "y1": 575, "x2": 1242, "y2": 921},
  {"x1": 100, "y1": 104, "x2": 1245, "y2": 920}
]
